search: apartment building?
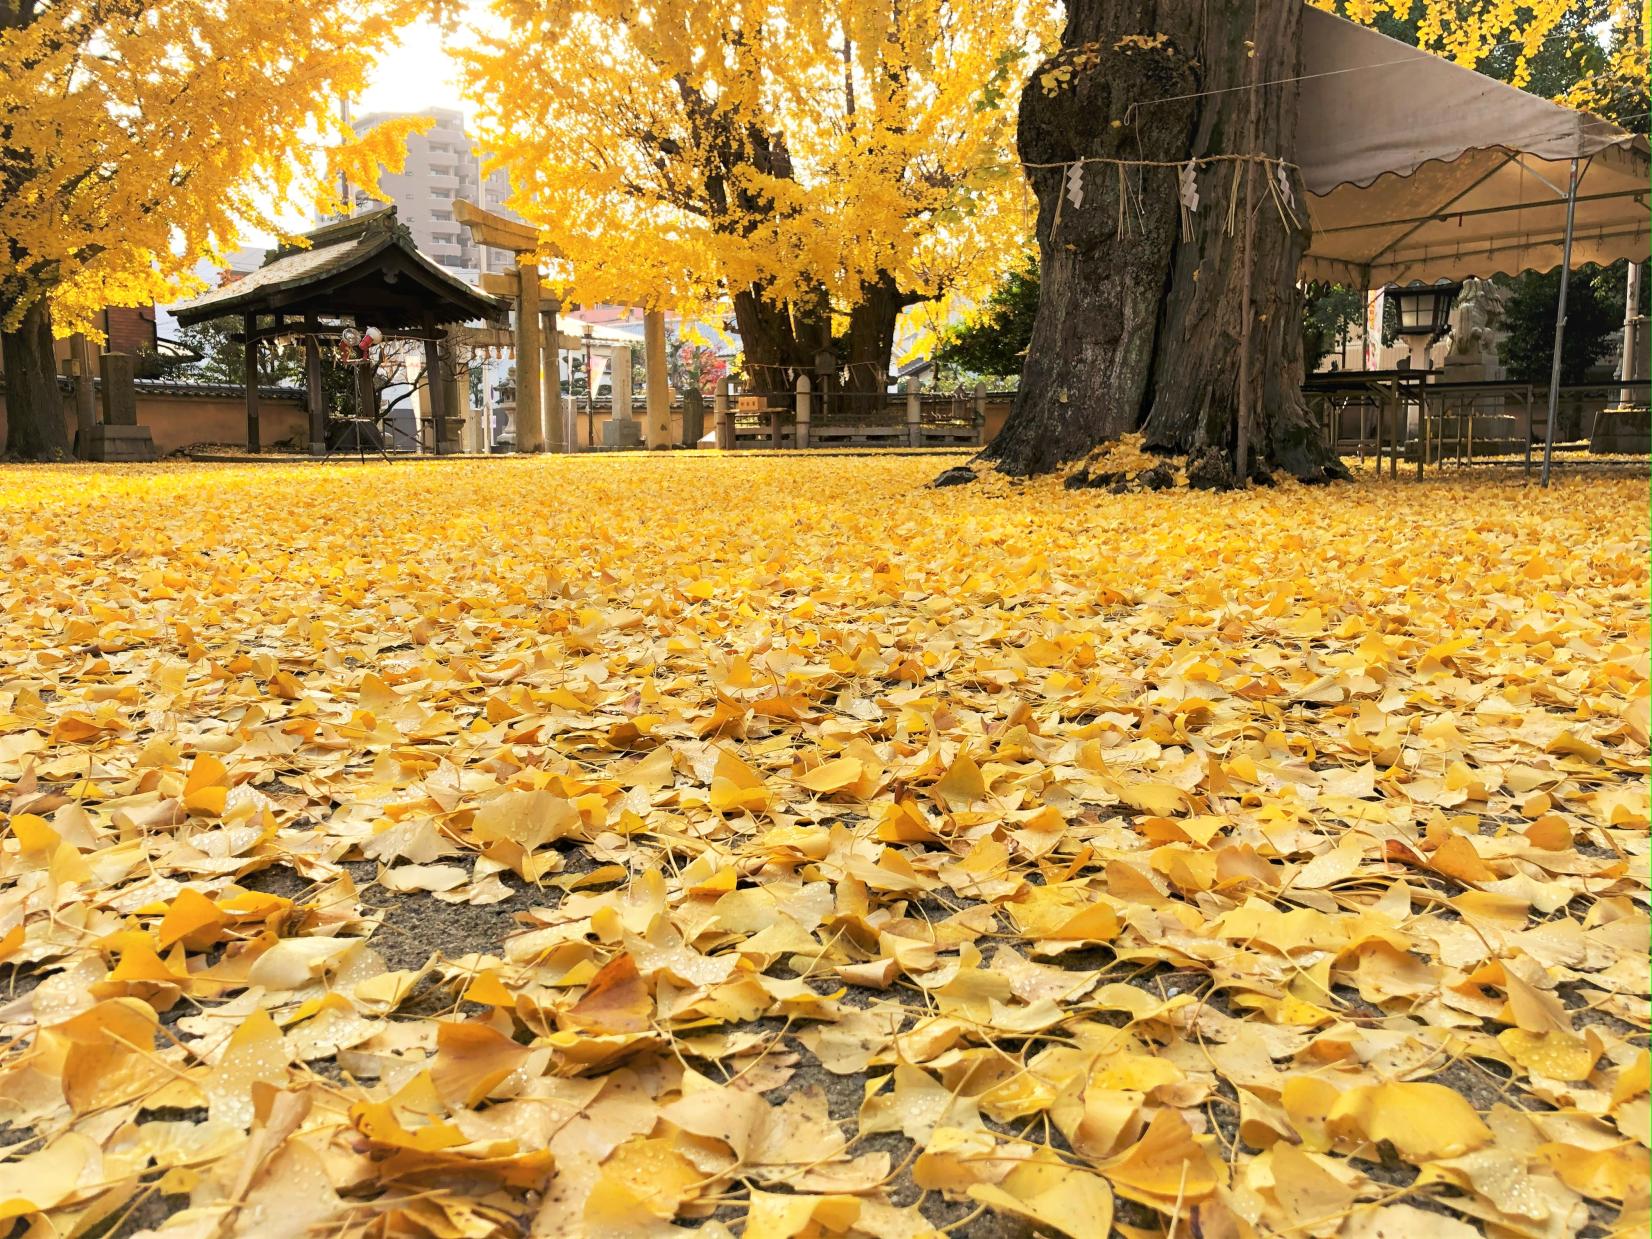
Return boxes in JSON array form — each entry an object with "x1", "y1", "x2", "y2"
[{"x1": 345, "y1": 107, "x2": 517, "y2": 282}]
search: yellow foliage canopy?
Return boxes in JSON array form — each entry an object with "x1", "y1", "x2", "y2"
[
  {"x1": 0, "y1": 0, "x2": 435, "y2": 336},
  {"x1": 1314, "y1": 0, "x2": 1643, "y2": 96},
  {"x1": 455, "y1": 0, "x2": 1051, "y2": 316}
]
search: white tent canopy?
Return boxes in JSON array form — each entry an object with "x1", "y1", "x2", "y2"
[{"x1": 1296, "y1": 6, "x2": 1649, "y2": 286}]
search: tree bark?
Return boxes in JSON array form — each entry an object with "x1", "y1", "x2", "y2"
[
  {"x1": 841, "y1": 274, "x2": 913, "y2": 408},
  {"x1": 1, "y1": 298, "x2": 71, "y2": 460},
  {"x1": 986, "y1": 0, "x2": 1346, "y2": 484},
  {"x1": 982, "y1": 12, "x2": 1197, "y2": 476},
  {"x1": 730, "y1": 286, "x2": 828, "y2": 402}
]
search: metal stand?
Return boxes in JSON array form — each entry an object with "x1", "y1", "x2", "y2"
[{"x1": 321, "y1": 348, "x2": 392, "y2": 463}]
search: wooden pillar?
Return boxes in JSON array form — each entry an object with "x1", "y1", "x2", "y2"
[
  {"x1": 715, "y1": 376, "x2": 732, "y2": 449},
  {"x1": 543, "y1": 302, "x2": 564, "y2": 453},
  {"x1": 516, "y1": 264, "x2": 544, "y2": 452},
  {"x1": 243, "y1": 313, "x2": 260, "y2": 452},
  {"x1": 423, "y1": 318, "x2": 448, "y2": 456},
  {"x1": 304, "y1": 329, "x2": 326, "y2": 456},
  {"x1": 442, "y1": 347, "x2": 464, "y2": 455},
  {"x1": 644, "y1": 309, "x2": 671, "y2": 449}
]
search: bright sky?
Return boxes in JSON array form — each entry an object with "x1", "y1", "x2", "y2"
[
  {"x1": 238, "y1": 21, "x2": 471, "y2": 246},
  {"x1": 357, "y1": 20, "x2": 469, "y2": 116}
]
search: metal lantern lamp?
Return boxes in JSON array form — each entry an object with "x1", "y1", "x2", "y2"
[
  {"x1": 1387, "y1": 280, "x2": 1461, "y2": 382},
  {"x1": 1386, "y1": 281, "x2": 1460, "y2": 442},
  {"x1": 1389, "y1": 281, "x2": 1461, "y2": 340}
]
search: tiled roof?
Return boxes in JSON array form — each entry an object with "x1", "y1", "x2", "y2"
[
  {"x1": 56, "y1": 376, "x2": 305, "y2": 401},
  {"x1": 170, "y1": 206, "x2": 504, "y2": 328}
]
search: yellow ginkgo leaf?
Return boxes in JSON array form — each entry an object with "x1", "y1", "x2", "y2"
[
  {"x1": 1326, "y1": 1083, "x2": 1493, "y2": 1162},
  {"x1": 969, "y1": 1154, "x2": 1115, "y2": 1239},
  {"x1": 797, "y1": 756, "x2": 864, "y2": 795},
  {"x1": 182, "y1": 753, "x2": 230, "y2": 816}
]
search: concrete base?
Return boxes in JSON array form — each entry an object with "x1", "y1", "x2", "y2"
[
  {"x1": 602, "y1": 417, "x2": 644, "y2": 448},
  {"x1": 83, "y1": 423, "x2": 157, "y2": 462},
  {"x1": 1589, "y1": 408, "x2": 1650, "y2": 455}
]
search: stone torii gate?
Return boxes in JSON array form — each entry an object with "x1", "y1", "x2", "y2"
[{"x1": 454, "y1": 200, "x2": 672, "y2": 451}]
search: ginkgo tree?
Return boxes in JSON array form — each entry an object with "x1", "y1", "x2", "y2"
[
  {"x1": 985, "y1": 0, "x2": 1646, "y2": 481},
  {"x1": 457, "y1": 0, "x2": 1047, "y2": 401},
  {"x1": 0, "y1": 0, "x2": 432, "y2": 459}
]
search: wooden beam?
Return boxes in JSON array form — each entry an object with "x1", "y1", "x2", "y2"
[
  {"x1": 424, "y1": 311, "x2": 448, "y2": 456},
  {"x1": 243, "y1": 313, "x2": 260, "y2": 453},
  {"x1": 451, "y1": 325, "x2": 515, "y2": 352},
  {"x1": 479, "y1": 270, "x2": 560, "y2": 303},
  {"x1": 304, "y1": 323, "x2": 326, "y2": 456},
  {"x1": 455, "y1": 200, "x2": 550, "y2": 255}
]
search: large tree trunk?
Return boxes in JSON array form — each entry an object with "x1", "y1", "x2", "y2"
[
  {"x1": 2, "y1": 299, "x2": 71, "y2": 461},
  {"x1": 985, "y1": 0, "x2": 1345, "y2": 484},
  {"x1": 982, "y1": 13, "x2": 1197, "y2": 476},
  {"x1": 735, "y1": 274, "x2": 913, "y2": 424},
  {"x1": 731, "y1": 286, "x2": 828, "y2": 403},
  {"x1": 839, "y1": 273, "x2": 911, "y2": 411}
]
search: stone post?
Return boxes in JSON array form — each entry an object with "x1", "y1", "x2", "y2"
[
  {"x1": 906, "y1": 379, "x2": 921, "y2": 447},
  {"x1": 84, "y1": 351, "x2": 155, "y2": 461},
  {"x1": 795, "y1": 373, "x2": 811, "y2": 449},
  {"x1": 543, "y1": 303, "x2": 565, "y2": 453},
  {"x1": 603, "y1": 343, "x2": 642, "y2": 447},
  {"x1": 682, "y1": 386, "x2": 705, "y2": 446},
  {"x1": 70, "y1": 334, "x2": 97, "y2": 458},
  {"x1": 714, "y1": 376, "x2": 732, "y2": 449},
  {"x1": 644, "y1": 309, "x2": 672, "y2": 449},
  {"x1": 973, "y1": 381, "x2": 987, "y2": 445},
  {"x1": 611, "y1": 346, "x2": 633, "y2": 420},
  {"x1": 515, "y1": 264, "x2": 544, "y2": 452},
  {"x1": 100, "y1": 352, "x2": 137, "y2": 425}
]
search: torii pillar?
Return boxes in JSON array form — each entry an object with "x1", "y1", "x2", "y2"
[{"x1": 456, "y1": 200, "x2": 563, "y2": 453}]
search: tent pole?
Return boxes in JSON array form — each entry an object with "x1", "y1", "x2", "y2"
[
  {"x1": 1539, "y1": 158, "x2": 1579, "y2": 489},
  {"x1": 1621, "y1": 262, "x2": 1643, "y2": 407}
]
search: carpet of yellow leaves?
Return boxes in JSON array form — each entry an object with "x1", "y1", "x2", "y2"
[{"x1": 0, "y1": 455, "x2": 1646, "y2": 1239}]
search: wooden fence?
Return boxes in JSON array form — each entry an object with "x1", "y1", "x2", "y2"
[{"x1": 710, "y1": 377, "x2": 988, "y2": 449}]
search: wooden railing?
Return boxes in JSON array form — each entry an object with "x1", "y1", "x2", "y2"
[{"x1": 712, "y1": 378, "x2": 988, "y2": 448}]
